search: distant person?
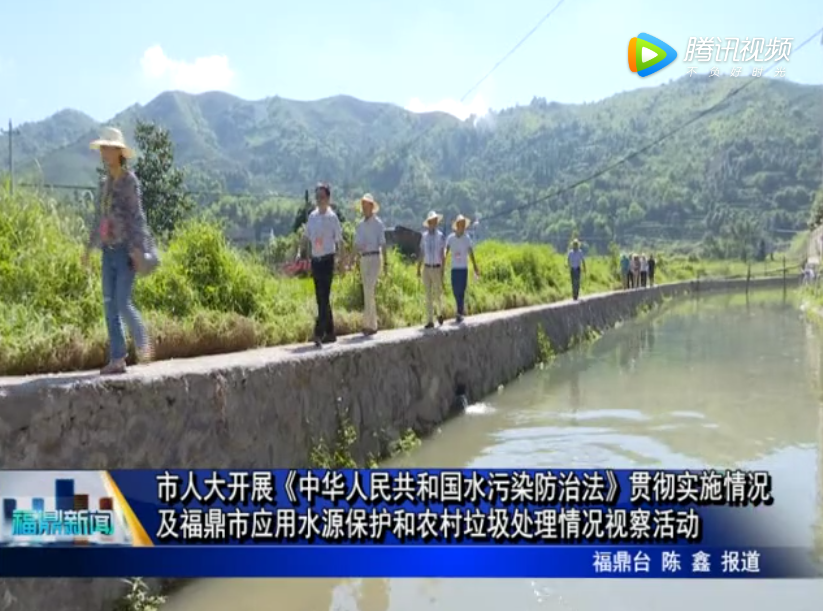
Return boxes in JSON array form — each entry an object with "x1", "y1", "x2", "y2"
[
  {"x1": 802, "y1": 259, "x2": 815, "y2": 285},
  {"x1": 631, "y1": 254, "x2": 641, "y2": 289},
  {"x1": 417, "y1": 211, "x2": 446, "y2": 329},
  {"x1": 354, "y1": 193, "x2": 387, "y2": 336},
  {"x1": 640, "y1": 253, "x2": 648, "y2": 288},
  {"x1": 82, "y1": 127, "x2": 155, "y2": 375},
  {"x1": 648, "y1": 254, "x2": 656, "y2": 287},
  {"x1": 300, "y1": 182, "x2": 343, "y2": 347},
  {"x1": 620, "y1": 253, "x2": 631, "y2": 289},
  {"x1": 445, "y1": 214, "x2": 480, "y2": 323},
  {"x1": 567, "y1": 239, "x2": 586, "y2": 300}
]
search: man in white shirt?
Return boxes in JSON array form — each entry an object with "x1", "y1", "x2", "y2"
[
  {"x1": 567, "y1": 239, "x2": 586, "y2": 301},
  {"x1": 445, "y1": 214, "x2": 480, "y2": 323},
  {"x1": 354, "y1": 193, "x2": 387, "y2": 335},
  {"x1": 301, "y1": 182, "x2": 344, "y2": 346},
  {"x1": 417, "y1": 211, "x2": 446, "y2": 329}
]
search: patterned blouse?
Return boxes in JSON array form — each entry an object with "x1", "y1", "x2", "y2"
[{"x1": 87, "y1": 170, "x2": 150, "y2": 253}]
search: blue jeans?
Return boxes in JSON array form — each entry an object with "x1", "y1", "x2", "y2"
[
  {"x1": 102, "y1": 245, "x2": 147, "y2": 361},
  {"x1": 451, "y1": 268, "x2": 469, "y2": 316}
]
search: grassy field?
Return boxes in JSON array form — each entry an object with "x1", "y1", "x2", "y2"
[{"x1": 0, "y1": 188, "x2": 786, "y2": 376}]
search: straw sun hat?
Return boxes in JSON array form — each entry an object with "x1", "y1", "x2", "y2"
[
  {"x1": 423, "y1": 210, "x2": 443, "y2": 227},
  {"x1": 89, "y1": 127, "x2": 135, "y2": 158},
  {"x1": 452, "y1": 214, "x2": 471, "y2": 231},
  {"x1": 356, "y1": 193, "x2": 380, "y2": 214}
]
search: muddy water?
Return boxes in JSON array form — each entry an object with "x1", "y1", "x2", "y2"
[{"x1": 167, "y1": 291, "x2": 823, "y2": 611}]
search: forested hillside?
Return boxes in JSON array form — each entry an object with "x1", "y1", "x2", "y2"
[{"x1": 3, "y1": 75, "x2": 821, "y2": 254}]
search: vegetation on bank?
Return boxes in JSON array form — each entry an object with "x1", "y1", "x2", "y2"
[
  {"x1": 0, "y1": 186, "x2": 779, "y2": 377},
  {"x1": 114, "y1": 579, "x2": 165, "y2": 611}
]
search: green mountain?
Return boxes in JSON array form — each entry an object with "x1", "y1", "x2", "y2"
[{"x1": 4, "y1": 76, "x2": 822, "y2": 252}]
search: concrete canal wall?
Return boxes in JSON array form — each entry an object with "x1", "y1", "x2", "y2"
[{"x1": 0, "y1": 276, "x2": 790, "y2": 611}]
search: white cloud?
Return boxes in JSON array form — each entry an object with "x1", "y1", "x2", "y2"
[
  {"x1": 140, "y1": 45, "x2": 235, "y2": 92},
  {"x1": 405, "y1": 94, "x2": 489, "y2": 121}
]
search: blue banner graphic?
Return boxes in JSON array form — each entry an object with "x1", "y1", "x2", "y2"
[{"x1": 0, "y1": 468, "x2": 817, "y2": 578}]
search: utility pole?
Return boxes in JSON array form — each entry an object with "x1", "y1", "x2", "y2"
[{"x1": 7, "y1": 119, "x2": 13, "y2": 196}]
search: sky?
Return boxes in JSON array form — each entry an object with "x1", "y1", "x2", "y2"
[{"x1": 0, "y1": 0, "x2": 820, "y2": 126}]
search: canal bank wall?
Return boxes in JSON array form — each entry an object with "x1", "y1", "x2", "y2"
[{"x1": 0, "y1": 276, "x2": 789, "y2": 611}]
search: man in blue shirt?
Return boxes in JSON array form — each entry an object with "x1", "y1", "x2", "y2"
[
  {"x1": 567, "y1": 239, "x2": 586, "y2": 301},
  {"x1": 620, "y1": 253, "x2": 631, "y2": 289}
]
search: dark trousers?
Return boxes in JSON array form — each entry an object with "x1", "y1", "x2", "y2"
[
  {"x1": 570, "y1": 267, "x2": 582, "y2": 300},
  {"x1": 627, "y1": 271, "x2": 634, "y2": 289},
  {"x1": 451, "y1": 268, "x2": 468, "y2": 316},
  {"x1": 311, "y1": 254, "x2": 335, "y2": 339},
  {"x1": 648, "y1": 269, "x2": 655, "y2": 287},
  {"x1": 640, "y1": 271, "x2": 648, "y2": 287}
]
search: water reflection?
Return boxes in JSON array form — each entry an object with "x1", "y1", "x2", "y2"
[{"x1": 167, "y1": 290, "x2": 823, "y2": 611}]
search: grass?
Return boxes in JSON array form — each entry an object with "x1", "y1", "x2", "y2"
[
  {"x1": 0, "y1": 187, "x2": 790, "y2": 376},
  {"x1": 114, "y1": 579, "x2": 166, "y2": 611}
]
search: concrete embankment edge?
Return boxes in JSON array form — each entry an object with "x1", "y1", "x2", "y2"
[{"x1": 0, "y1": 276, "x2": 790, "y2": 611}]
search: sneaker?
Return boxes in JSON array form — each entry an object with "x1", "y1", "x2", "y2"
[
  {"x1": 100, "y1": 360, "x2": 127, "y2": 375},
  {"x1": 137, "y1": 342, "x2": 154, "y2": 364},
  {"x1": 424, "y1": 322, "x2": 434, "y2": 330},
  {"x1": 312, "y1": 335, "x2": 323, "y2": 347},
  {"x1": 456, "y1": 315, "x2": 464, "y2": 323},
  {"x1": 322, "y1": 335, "x2": 337, "y2": 344},
  {"x1": 362, "y1": 328, "x2": 377, "y2": 336},
  {"x1": 437, "y1": 315, "x2": 444, "y2": 326}
]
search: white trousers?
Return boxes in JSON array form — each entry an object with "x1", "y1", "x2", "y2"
[
  {"x1": 422, "y1": 266, "x2": 443, "y2": 323},
  {"x1": 360, "y1": 255, "x2": 381, "y2": 330}
]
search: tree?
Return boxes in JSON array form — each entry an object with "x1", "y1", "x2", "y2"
[{"x1": 133, "y1": 120, "x2": 193, "y2": 236}]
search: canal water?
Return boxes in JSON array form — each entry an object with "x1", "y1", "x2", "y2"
[{"x1": 166, "y1": 290, "x2": 823, "y2": 611}]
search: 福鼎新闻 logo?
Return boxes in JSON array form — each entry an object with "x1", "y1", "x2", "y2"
[{"x1": 628, "y1": 33, "x2": 677, "y2": 77}]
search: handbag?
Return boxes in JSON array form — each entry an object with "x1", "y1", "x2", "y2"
[{"x1": 135, "y1": 233, "x2": 161, "y2": 276}]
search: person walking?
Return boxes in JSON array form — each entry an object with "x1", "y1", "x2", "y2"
[
  {"x1": 640, "y1": 253, "x2": 649, "y2": 288},
  {"x1": 620, "y1": 252, "x2": 631, "y2": 289},
  {"x1": 82, "y1": 127, "x2": 156, "y2": 375},
  {"x1": 445, "y1": 214, "x2": 480, "y2": 323},
  {"x1": 301, "y1": 182, "x2": 344, "y2": 347},
  {"x1": 647, "y1": 253, "x2": 656, "y2": 287},
  {"x1": 354, "y1": 193, "x2": 387, "y2": 336},
  {"x1": 567, "y1": 239, "x2": 586, "y2": 301},
  {"x1": 417, "y1": 211, "x2": 446, "y2": 329}
]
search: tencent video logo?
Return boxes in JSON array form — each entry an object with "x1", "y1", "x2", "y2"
[{"x1": 628, "y1": 33, "x2": 677, "y2": 77}]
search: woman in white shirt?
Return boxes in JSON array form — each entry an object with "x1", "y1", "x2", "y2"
[{"x1": 445, "y1": 214, "x2": 480, "y2": 323}]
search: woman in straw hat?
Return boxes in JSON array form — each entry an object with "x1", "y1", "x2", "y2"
[
  {"x1": 82, "y1": 127, "x2": 154, "y2": 375},
  {"x1": 354, "y1": 193, "x2": 387, "y2": 335},
  {"x1": 445, "y1": 214, "x2": 480, "y2": 323},
  {"x1": 416, "y1": 211, "x2": 446, "y2": 329}
]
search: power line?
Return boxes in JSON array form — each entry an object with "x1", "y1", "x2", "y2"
[
  {"x1": 451, "y1": 1, "x2": 566, "y2": 109},
  {"x1": 482, "y1": 26, "x2": 823, "y2": 224},
  {"x1": 341, "y1": 0, "x2": 567, "y2": 182}
]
